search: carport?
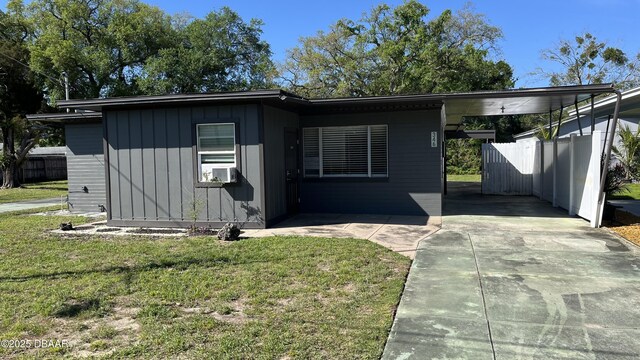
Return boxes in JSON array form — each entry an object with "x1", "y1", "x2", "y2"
[{"x1": 440, "y1": 84, "x2": 621, "y2": 227}]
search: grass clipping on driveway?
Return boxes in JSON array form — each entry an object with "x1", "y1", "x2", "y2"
[{"x1": 0, "y1": 210, "x2": 410, "y2": 359}]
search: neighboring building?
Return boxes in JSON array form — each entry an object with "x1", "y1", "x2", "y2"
[
  {"x1": 31, "y1": 85, "x2": 618, "y2": 228},
  {"x1": 0, "y1": 143, "x2": 67, "y2": 183},
  {"x1": 27, "y1": 112, "x2": 105, "y2": 213},
  {"x1": 514, "y1": 86, "x2": 640, "y2": 146}
]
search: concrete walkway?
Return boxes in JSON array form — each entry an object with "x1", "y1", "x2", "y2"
[
  {"x1": 383, "y1": 182, "x2": 640, "y2": 359},
  {"x1": 245, "y1": 213, "x2": 440, "y2": 259},
  {"x1": 609, "y1": 199, "x2": 640, "y2": 217},
  {"x1": 0, "y1": 197, "x2": 65, "y2": 214}
]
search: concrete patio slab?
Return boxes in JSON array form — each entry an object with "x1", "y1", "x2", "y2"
[
  {"x1": 244, "y1": 213, "x2": 439, "y2": 258},
  {"x1": 382, "y1": 182, "x2": 640, "y2": 360}
]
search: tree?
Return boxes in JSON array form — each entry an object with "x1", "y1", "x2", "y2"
[
  {"x1": 612, "y1": 123, "x2": 640, "y2": 180},
  {"x1": 0, "y1": 10, "x2": 46, "y2": 188},
  {"x1": 537, "y1": 32, "x2": 640, "y2": 90},
  {"x1": 24, "y1": 0, "x2": 176, "y2": 100},
  {"x1": 281, "y1": 1, "x2": 513, "y2": 98},
  {"x1": 139, "y1": 7, "x2": 275, "y2": 94}
]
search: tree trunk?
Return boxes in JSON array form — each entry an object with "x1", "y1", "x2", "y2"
[{"x1": 1, "y1": 162, "x2": 19, "y2": 188}]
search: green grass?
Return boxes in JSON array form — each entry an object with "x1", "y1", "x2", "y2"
[
  {"x1": 0, "y1": 208, "x2": 410, "y2": 359},
  {"x1": 447, "y1": 174, "x2": 481, "y2": 182},
  {"x1": 0, "y1": 180, "x2": 68, "y2": 204},
  {"x1": 609, "y1": 183, "x2": 640, "y2": 200}
]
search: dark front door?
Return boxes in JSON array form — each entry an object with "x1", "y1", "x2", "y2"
[{"x1": 284, "y1": 128, "x2": 299, "y2": 214}]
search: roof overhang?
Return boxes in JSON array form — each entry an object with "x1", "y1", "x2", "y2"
[
  {"x1": 442, "y1": 84, "x2": 616, "y2": 131},
  {"x1": 27, "y1": 111, "x2": 102, "y2": 124},
  {"x1": 52, "y1": 84, "x2": 617, "y2": 129},
  {"x1": 56, "y1": 90, "x2": 307, "y2": 112}
]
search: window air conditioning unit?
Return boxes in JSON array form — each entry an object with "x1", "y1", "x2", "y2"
[{"x1": 206, "y1": 167, "x2": 237, "y2": 183}]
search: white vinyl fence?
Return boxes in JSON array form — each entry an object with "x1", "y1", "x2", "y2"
[
  {"x1": 481, "y1": 142, "x2": 536, "y2": 195},
  {"x1": 482, "y1": 131, "x2": 603, "y2": 227}
]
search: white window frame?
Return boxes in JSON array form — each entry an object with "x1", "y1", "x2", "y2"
[
  {"x1": 303, "y1": 125, "x2": 388, "y2": 178},
  {"x1": 196, "y1": 123, "x2": 236, "y2": 182}
]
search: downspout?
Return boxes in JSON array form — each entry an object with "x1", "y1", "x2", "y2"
[{"x1": 596, "y1": 90, "x2": 622, "y2": 227}]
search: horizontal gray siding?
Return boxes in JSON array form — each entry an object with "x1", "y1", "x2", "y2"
[
  {"x1": 104, "y1": 104, "x2": 264, "y2": 227},
  {"x1": 299, "y1": 109, "x2": 442, "y2": 217},
  {"x1": 65, "y1": 123, "x2": 106, "y2": 213},
  {"x1": 263, "y1": 105, "x2": 299, "y2": 222}
]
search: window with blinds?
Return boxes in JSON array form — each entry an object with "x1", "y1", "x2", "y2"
[{"x1": 303, "y1": 125, "x2": 388, "y2": 178}]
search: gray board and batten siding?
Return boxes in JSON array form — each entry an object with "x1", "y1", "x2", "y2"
[
  {"x1": 104, "y1": 104, "x2": 265, "y2": 228},
  {"x1": 262, "y1": 105, "x2": 300, "y2": 225},
  {"x1": 298, "y1": 109, "x2": 443, "y2": 217},
  {"x1": 65, "y1": 122, "x2": 107, "y2": 213}
]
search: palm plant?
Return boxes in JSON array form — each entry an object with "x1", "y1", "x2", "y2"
[
  {"x1": 612, "y1": 122, "x2": 640, "y2": 181},
  {"x1": 536, "y1": 124, "x2": 558, "y2": 140}
]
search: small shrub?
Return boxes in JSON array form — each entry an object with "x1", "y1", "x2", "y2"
[{"x1": 605, "y1": 163, "x2": 629, "y2": 197}]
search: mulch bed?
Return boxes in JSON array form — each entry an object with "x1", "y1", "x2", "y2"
[{"x1": 604, "y1": 209, "x2": 640, "y2": 248}]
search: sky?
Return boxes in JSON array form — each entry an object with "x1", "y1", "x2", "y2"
[{"x1": 3, "y1": 0, "x2": 640, "y2": 88}]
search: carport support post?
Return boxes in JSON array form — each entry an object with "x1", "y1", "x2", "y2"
[
  {"x1": 596, "y1": 90, "x2": 622, "y2": 227},
  {"x1": 569, "y1": 134, "x2": 576, "y2": 216},
  {"x1": 590, "y1": 131, "x2": 602, "y2": 227},
  {"x1": 552, "y1": 137, "x2": 558, "y2": 207}
]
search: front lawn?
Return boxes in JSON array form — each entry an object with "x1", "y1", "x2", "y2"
[
  {"x1": 608, "y1": 183, "x2": 640, "y2": 200},
  {"x1": 0, "y1": 180, "x2": 68, "y2": 204},
  {"x1": 447, "y1": 174, "x2": 481, "y2": 182},
  {"x1": 0, "y1": 209, "x2": 410, "y2": 359}
]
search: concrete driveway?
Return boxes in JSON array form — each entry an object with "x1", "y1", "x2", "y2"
[
  {"x1": 383, "y1": 182, "x2": 640, "y2": 359},
  {"x1": 0, "y1": 197, "x2": 64, "y2": 214}
]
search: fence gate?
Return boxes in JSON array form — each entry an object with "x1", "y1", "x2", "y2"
[{"x1": 481, "y1": 142, "x2": 536, "y2": 195}]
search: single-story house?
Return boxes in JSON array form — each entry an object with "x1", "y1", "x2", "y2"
[
  {"x1": 29, "y1": 84, "x2": 620, "y2": 228},
  {"x1": 27, "y1": 112, "x2": 105, "y2": 212},
  {"x1": 514, "y1": 86, "x2": 640, "y2": 146}
]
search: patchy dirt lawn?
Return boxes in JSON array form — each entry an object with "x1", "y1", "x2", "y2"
[{"x1": 0, "y1": 208, "x2": 410, "y2": 359}]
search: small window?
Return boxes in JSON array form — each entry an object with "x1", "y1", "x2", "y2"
[
  {"x1": 303, "y1": 125, "x2": 388, "y2": 178},
  {"x1": 197, "y1": 123, "x2": 236, "y2": 182}
]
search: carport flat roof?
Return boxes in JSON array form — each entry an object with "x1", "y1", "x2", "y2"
[
  {"x1": 441, "y1": 84, "x2": 616, "y2": 130},
  {"x1": 53, "y1": 84, "x2": 616, "y2": 128}
]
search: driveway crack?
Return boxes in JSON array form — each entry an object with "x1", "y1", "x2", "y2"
[{"x1": 468, "y1": 233, "x2": 497, "y2": 360}]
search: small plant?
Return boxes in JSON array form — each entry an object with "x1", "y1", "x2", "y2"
[
  {"x1": 612, "y1": 122, "x2": 640, "y2": 181},
  {"x1": 201, "y1": 172, "x2": 223, "y2": 184},
  {"x1": 217, "y1": 222, "x2": 240, "y2": 241},
  {"x1": 605, "y1": 163, "x2": 629, "y2": 197},
  {"x1": 186, "y1": 189, "x2": 206, "y2": 229}
]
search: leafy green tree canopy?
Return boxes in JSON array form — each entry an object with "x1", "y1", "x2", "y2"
[
  {"x1": 139, "y1": 7, "x2": 275, "y2": 94},
  {"x1": 0, "y1": 9, "x2": 47, "y2": 188},
  {"x1": 538, "y1": 32, "x2": 640, "y2": 90},
  {"x1": 281, "y1": 1, "x2": 514, "y2": 98},
  {"x1": 21, "y1": 0, "x2": 175, "y2": 100}
]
